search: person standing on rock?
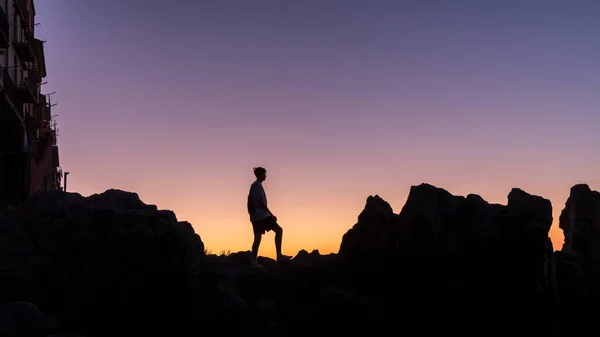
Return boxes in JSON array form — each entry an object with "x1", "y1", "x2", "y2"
[{"x1": 248, "y1": 167, "x2": 291, "y2": 266}]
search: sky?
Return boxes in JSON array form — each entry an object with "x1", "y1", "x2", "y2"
[{"x1": 34, "y1": 0, "x2": 600, "y2": 257}]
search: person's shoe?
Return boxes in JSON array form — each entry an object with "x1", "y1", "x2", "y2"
[{"x1": 277, "y1": 254, "x2": 291, "y2": 262}]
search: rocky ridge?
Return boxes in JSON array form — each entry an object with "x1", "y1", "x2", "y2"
[{"x1": 0, "y1": 183, "x2": 598, "y2": 336}]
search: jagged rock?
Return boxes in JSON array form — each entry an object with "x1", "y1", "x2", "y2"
[
  {"x1": 339, "y1": 183, "x2": 553, "y2": 263},
  {"x1": 337, "y1": 183, "x2": 557, "y2": 334},
  {"x1": 395, "y1": 183, "x2": 466, "y2": 257},
  {"x1": 500, "y1": 188, "x2": 554, "y2": 245},
  {"x1": 294, "y1": 249, "x2": 321, "y2": 259},
  {"x1": 338, "y1": 195, "x2": 396, "y2": 264},
  {"x1": 559, "y1": 184, "x2": 600, "y2": 259},
  {"x1": 0, "y1": 189, "x2": 205, "y2": 335},
  {"x1": 556, "y1": 184, "x2": 600, "y2": 335},
  {"x1": 395, "y1": 184, "x2": 552, "y2": 256},
  {"x1": 1, "y1": 183, "x2": 594, "y2": 336}
]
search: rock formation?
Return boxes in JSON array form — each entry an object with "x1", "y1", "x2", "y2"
[
  {"x1": 0, "y1": 184, "x2": 597, "y2": 336},
  {"x1": 556, "y1": 184, "x2": 600, "y2": 335},
  {"x1": 0, "y1": 189, "x2": 205, "y2": 335},
  {"x1": 338, "y1": 183, "x2": 557, "y2": 334},
  {"x1": 560, "y1": 184, "x2": 600, "y2": 259}
]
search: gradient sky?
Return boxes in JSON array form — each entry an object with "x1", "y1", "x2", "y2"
[{"x1": 34, "y1": 0, "x2": 600, "y2": 257}]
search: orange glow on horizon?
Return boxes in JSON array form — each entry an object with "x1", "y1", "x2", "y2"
[
  {"x1": 33, "y1": 0, "x2": 600, "y2": 260},
  {"x1": 67, "y1": 174, "x2": 577, "y2": 259}
]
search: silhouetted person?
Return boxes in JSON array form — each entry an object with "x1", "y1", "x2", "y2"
[{"x1": 247, "y1": 167, "x2": 291, "y2": 266}]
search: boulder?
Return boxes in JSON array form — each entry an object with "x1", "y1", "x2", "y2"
[
  {"x1": 559, "y1": 184, "x2": 600, "y2": 259},
  {"x1": 0, "y1": 189, "x2": 205, "y2": 335},
  {"x1": 557, "y1": 184, "x2": 600, "y2": 335},
  {"x1": 0, "y1": 182, "x2": 586, "y2": 336},
  {"x1": 338, "y1": 195, "x2": 396, "y2": 264},
  {"x1": 337, "y1": 183, "x2": 557, "y2": 334},
  {"x1": 339, "y1": 183, "x2": 553, "y2": 264}
]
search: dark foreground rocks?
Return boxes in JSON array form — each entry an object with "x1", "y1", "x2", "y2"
[
  {"x1": 0, "y1": 184, "x2": 598, "y2": 336},
  {"x1": 339, "y1": 184, "x2": 558, "y2": 334},
  {"x1": 556, "y1": 184, "x2": 600, "y2": 335},
  {"x1": 0, "y1": 190, "x2": 205, "y2": 336}
]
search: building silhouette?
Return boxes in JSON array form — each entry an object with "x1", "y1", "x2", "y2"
[{"x1": 0, "y1": 0, "x2": 61, "y2": 210}]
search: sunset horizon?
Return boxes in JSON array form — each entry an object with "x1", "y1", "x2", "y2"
[
  {"x1": 67, "y1": 177, "x2": 593, "y2": 258},
  {"x1": 31, "y1": 0, "x2": 600, "y2": 258},
  {"x1": 3, "y1": 1, "x2": 600, "y2": 335}
]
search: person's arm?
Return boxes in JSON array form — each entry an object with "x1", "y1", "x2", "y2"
[{"x1": 257, "y1": 197, "x2": 276, "y2": 219}]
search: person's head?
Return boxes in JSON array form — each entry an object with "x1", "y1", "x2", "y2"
[{"x1": 253, "y1": 167, "x2": 267, "y2": 182}]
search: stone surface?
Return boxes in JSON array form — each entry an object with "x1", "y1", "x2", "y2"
[
  {"x1": 560, "y1": 184, "x2": 600, "y2": 259},
  {"x1": 0, "y1": 189, "x2": 205, "y2": 335},
  {"x1": 556, "y1": 184, "x2": 600, "y2": 334},
  {"x1": 338, "y1": 183, "x2": 557, "y2": 334},
  {"x1": 1, "y1": 184, "x2": 599, "y2": 336}
]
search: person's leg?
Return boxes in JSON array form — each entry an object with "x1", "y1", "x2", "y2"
[
  {"x1": 269, "y1": 219, "x2": 290, "y2": 261},
  {"x1": 252, "y1": 233, "x2": 262, "y2": 261},
  {"x1": 251, "y1": 233, "x2": 263, "y2": 267},
  {"x1": 251, "y1": 222, "x2": 263, "y2": 266},
  {"x1": 273, "y1": 223, "x2": 283, "y2": 258}
]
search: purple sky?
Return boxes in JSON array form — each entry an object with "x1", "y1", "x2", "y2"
[{"x1": 34, "y1": 1, "x2": 600, "y2": 255}]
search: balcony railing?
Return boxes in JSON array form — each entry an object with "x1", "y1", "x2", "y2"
[
  {"x1": 13, "y1": 34, "x2": 36, "y2": 63},
  {"x1": 14, "y1": 0, "x2": 32, "y2": 32},
  {"x1": 13, "y1": 76, "x2": 38, "y2": 104},
  {"x1": 33, "y1": 97, "x2": 52, "y2": 135},
  {"x1": 0, "y1": 6, "x2": 8, "y2": 48}
]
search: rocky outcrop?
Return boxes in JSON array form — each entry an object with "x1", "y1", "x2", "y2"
[
  {"x1": 560, "y1": 184, "x2": 600, "y2": 259},
  {"x1": 400, "y1": 184, "x2": 553, "y2": 255},
  {"x1": 339, "y1": 183, "x2": 557, "y2": 334},
  {"x1": 1, "y1": 184, "x2": 599, "y2": 336},
  {"x1": 0, "y1": 189, "x2": 205, "y2": 335},
  {"x1": 200, "y1": 250, "x2": 385, "y2": 335},
  {"x1": 556, "y1": 184, "x2": 600, "y2": 335},
  {"x1": 338, "y1": 195, "x2": 396, "y2": 277},
  {"x1": 340, "y1": 183, "x2": 553, "y2": 260}
]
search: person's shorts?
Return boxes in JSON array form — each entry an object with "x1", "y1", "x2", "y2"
[{"x1": 252, "y1": 216, "x2": 281, "y2": 235}]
